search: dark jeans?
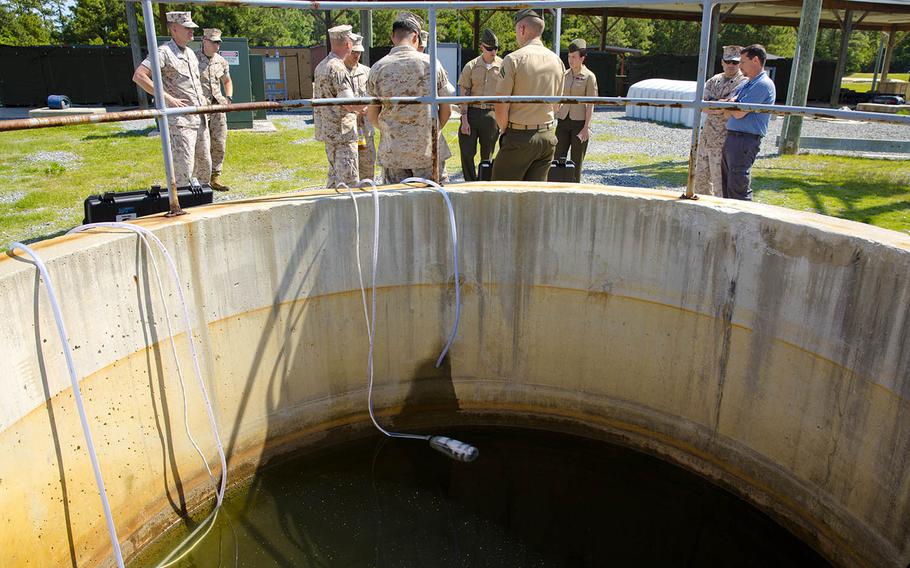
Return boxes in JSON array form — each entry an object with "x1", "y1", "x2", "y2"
[
  {"x1": 491, "y1": 126, "x2": 557, "y2": 182},
  {"x1": 458, "y1": 107, "x2": 499, "y2": 182},
  {"x1": 721, "y1": 130, "x2": 762, "y2": 201},
  {"x1": 555, "y1": 118, "x2": 588, "y2": 183}
]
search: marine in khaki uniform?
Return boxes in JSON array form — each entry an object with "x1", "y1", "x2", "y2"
[
  {"x1": 457, "y1": 28, "x2": 502, "y2": 182},
  {"x1": 195, "y1": 28, "x2": 233, "y2": 191},
  {"x1": 417, "y1": 28, "x2": 452, "y2": 183},
  {"x1": 555, "y1": 38, "x2": 598, "y2": 184},
  {"x1": 492, "y1": 9, "x2": 565, "y2": 182},
  {"x1": 344, "y1": 34, "x2": 376, "y2": 182},
  {"x1": 366, "y1": 13, "x2": 454, "y2": 184},
  {"x1": 132, "y1": 11, "x2": 211, "y2": 187},
  {"x1": 694, "y1": 45, "x2": 746, "y2": 197},
  {"x1": 314, "y1": 25, "x2": 361, "y2": 188}
]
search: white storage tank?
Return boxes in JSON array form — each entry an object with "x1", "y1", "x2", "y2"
[{"x1": 625, "y1": 78, "x2": 698, "y2": 127}]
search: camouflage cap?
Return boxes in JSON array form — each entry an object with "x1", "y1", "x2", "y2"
[
  {"x1": 203, "y1": 28, "x2": 222, "y2": 42},
  {"x1": 568, "y1": 38, "x2": 586, "y2": 51},
  {"x1": 328, "y1": 24, "x2": 353, "y2": 41},
  {"x1": 351, "y1": 33, "x2": 364, "y2": 52},
  {"x1": 722, "y1": 45, "x2": 743, "y2": 61},
  {"x1": 394, "y1": 11, "x2": 423, "y2": 33},
  {"x1": 513, "y1": 8, "x2": 543, "y2": 24},
  {"x1": 166, "y1": 11, "x2": 198, "y2": 29},
  {"x1": 480, "y1": 28, "x2": 498, "y2": 48}
]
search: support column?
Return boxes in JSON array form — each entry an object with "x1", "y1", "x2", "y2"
[
  {"x1": 360, "y1": 10, "x2": 372, "y2": 65},
  {"x1": 705, "y1": 4, "x2": 720, "y2": 79},
  {"x1": 324, "y1": 10, "x2": 333, "y2": 52},
  {"x1": 157, "y1": 4, "x2": 167, "y2": 31},
  {"x1": 684, "y1": 1, "x2": 714, "y2": 199},
  {"x1": 881, "y1": 27, "x2": 897, "y2": 83},
  {"x1": 552, "y1": 8, "x2": 562, "y2": 55},
  {"x1": 473, "y1": 10, "x2": 480, "y2": 52},
  {"x1": 829, "y1": 9, "x2": 854, "y2": 107},
  {"x1": 125, "y1": 1, "x2": 147, "y2": 109},
  {"x1": 779, "y1": 0, "x2": 822, "y2": 155},
  {"x1": 600, "y1": 9, "x2": 607, "y2": 50}
]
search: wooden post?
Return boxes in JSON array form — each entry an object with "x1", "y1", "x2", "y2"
[
  {"x1": 779, "y1": 0, "x2": 822, "y2": 154},
  {"x1": 125, "y1": 1, "x2": 148, "y2": 109},
  {"x1": 324, "y1": 10, "x2": 333, "y2": 53},
  {"x1": 881, "y1": 27, "x2": 897, "y2": 83},
  {"x1": 829, "y1": 9, "x2": 854, "y2": 107},
  {"x1": 360, "y1": 10, "x2": 372, "y2": 65},
  {"x1": 473, "y1": 10, "x2": 480, "y2": 52},
  {"x1": 157, "y1": 4, "x2": 167, "y2": 31},
  {"x1": 600, "y1": 8, "x2": 607, "y2": 50}
]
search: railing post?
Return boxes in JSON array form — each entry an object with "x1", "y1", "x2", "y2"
[
  {"x1": 684, "y1": 0, "x2": 714, "y2": 199},
  {"x1": 140, "y1": 0, "x2": 183, "y2": 216},
  {"x1": 553, "y1": 8, "x2": 562, "y2": 55},
  {"x1": 429, "y1": 7, "x2": 440, "y2": 184}
]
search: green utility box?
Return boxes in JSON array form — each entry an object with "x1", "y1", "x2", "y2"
[
  {"x1": 249, "y1": 54, "x2": 268, "y2": 120},
  {"x1": 157, "y1": 36, "x2": 253, "y2": 129}
]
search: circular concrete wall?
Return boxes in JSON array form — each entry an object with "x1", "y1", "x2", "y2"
[{"x1": 2, "y1": 183, "x2": 909, "y2": 567}]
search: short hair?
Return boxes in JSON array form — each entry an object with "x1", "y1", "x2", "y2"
[
  {"x1": 741, "y1": 44, "x2": 767, "y2": 66},
  {"x1": 392, "y1": 25, "x2": 417, "y2": 42},
  {"x1": 518, "y1": 16, "x2": 545, "y2": 35},
  {"x1": 568, "y1": 44, "x2": 587, "y2": 59}
]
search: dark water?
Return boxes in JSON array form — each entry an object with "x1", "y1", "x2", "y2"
[{"x1": 144, "y1": 427, "x2": 830, "y2": 567}]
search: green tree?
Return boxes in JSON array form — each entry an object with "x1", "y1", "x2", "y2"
[
  {"x1": 62, "y1": 0, "x2": 132, "y2": 46},
  {"x1": 0, "y1": 0, "x2": 66, "y2": 45}
]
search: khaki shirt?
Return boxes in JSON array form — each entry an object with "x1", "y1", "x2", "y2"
[
  {"x1": 196, "y1": 50, "x2": 231, "y2": 105},
  {"x1": 349, "y1": 62, "x2": 374, "y2": 135},
  {"x1": 458, "y1": 55, "x2": 503, "y2": 107},
  {"x1": 555, "y1": 65, "x2": 598, "y2": 121},
  {"x1": 313, "y1": 52, "x2": 357, "y2": 143},
  {"x1": 701, "y1": 70, "x2": 747, "y2": 147},
  {"x1": 366, "y1": 45, "x2": 455, "y2": 170},
  {"x1": 140, "y1": 39, "x2": 205, "y2": 128},
  {"x1": 495, "y1": 38, "x2": 564, "y2": 126}
]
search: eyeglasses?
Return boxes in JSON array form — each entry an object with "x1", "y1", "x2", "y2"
[
  {"x1": 722, "y1": 59, "x2": 740, "y2": 65},
  {"x1": 481, "y1": 45, "x2": 498, "y2": 51}
]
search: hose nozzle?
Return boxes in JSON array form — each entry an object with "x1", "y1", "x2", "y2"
[{"x1": 429, "y1": 436, "x2": 479, "y2": 462}]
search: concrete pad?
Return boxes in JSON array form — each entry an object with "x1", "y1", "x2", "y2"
[
  {"x1": 856, "y1": 102, "x2": 910, "y2": 114},
  {"x1": 28, "y1": 106, "x2": 108, "y2": 118}
]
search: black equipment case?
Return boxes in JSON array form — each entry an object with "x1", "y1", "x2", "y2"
[
  {"x1": 83, "y1": 183, "x2": 213, "y2": 224},
  {"x1": 478, "y1": 158, "x2": 576, "y2": 183}
]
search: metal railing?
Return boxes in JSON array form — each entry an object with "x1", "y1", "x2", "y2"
[{"x1": 1, "y1": 0, "x2": 908, "y2": 212}]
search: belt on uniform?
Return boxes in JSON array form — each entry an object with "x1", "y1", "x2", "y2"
[
  {"x1": 470, "y1": 104, "x2": 493, "y2": 110},
  {"x1": 727, "y1": 130, "x2": 761, "y2": 140},
  {"x1": 507, "y1": 121, "x2": 555, "y2": 131}
]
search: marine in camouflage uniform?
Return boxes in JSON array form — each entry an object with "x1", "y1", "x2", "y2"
[
  {"x1": 694, "y1": 45, "x2": 746, "y2": 197},
  {"x1": 196, "y1": 28, "x2": 233, "y2": 191},
  {"x1": 345, "y1": 34, "x2": 376, "y2": 182},
  {"x1": 314, "y1": 25, "x2": 359, "y2": 188},
  {"x1": 134, "y1": 11, "x2": 210, "y2": 187},
  {"x1": 367, "y1": 13, "x2": 454, "y2": 184}
]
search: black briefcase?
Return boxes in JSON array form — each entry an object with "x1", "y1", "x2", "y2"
[
  {"x1": 547, "y1": 158, "x2": 576, "y2": 182},
  {"x1": 83, "y1": 182, "x2": 213, "y2": 224},
  {"x1": 478, "y1": 159, "x2": 494, "y2": 181}
]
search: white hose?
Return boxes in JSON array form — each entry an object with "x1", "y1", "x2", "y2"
[
  {"x1": 400, "y1": 177, "x2": 462, "y2": 368},
  {"x1": 66, "y1": 223, "x2": 228, "y2": 567},
  {"x1": 9, "y1": 242, "x2": 126, "y2": 568}
]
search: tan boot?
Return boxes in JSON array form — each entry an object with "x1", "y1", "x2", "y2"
[{"x1": 210, "y1": 173, "x2": 231, "y2": 192}]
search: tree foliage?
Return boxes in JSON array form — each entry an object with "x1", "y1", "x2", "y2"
[{"x1": 0, "y1": 2, "x2": 902, "y2": 75}]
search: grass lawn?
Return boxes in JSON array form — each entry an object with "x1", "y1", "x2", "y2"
[
  {"x1": 1, "y1": 118, "x2": 908, "y2": 242},
  {"x1": 845, "y1": 72, "x2": 910, "y2": 81},
  {"x1": 622, "y1": 154, "x2": 910, "y2": 233}
]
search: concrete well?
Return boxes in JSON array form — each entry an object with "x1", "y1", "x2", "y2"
[{"x1": 1, "y1": 183, "x2": 909, "y2": 567}]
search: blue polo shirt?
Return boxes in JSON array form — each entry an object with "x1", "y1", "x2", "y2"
[{"x1": 726, "y1": 71, "x2": 776, "y2": 137}]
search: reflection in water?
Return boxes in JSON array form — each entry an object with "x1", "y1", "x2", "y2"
[{"x1": 143, "y1": 428, "x2": 830, "y2": 567}]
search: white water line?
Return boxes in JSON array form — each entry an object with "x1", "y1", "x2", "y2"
[
  {"x1": 345, "y1": 180, "x2": 477, "y2": 462},
  {"x1": 9, "y1": 242, "x2": 126, "y2": 568},
  {"x1": 66, "y1": 223, "x2": 229, "y2": 567}
]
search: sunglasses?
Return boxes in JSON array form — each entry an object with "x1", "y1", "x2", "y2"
[
  {"x1": 481, "y1": 45, "x2": 498, "y2": 51},
  {"x1": 722, "y1": 59, "x2": 740, "y2": 64}
]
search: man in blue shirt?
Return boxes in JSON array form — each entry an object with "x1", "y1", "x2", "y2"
[{"x1": 721, "y1": 44, "x2": 775, "y2": 200}]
